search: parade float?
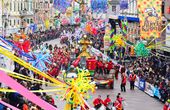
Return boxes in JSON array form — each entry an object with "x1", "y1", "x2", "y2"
[{"x1": 71, "y1": 35, "x2": 114, "y2": 89}]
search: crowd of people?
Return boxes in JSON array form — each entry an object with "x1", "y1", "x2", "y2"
[{"x1": 127, "y1": 56, "x2": 170, "y2": 103}]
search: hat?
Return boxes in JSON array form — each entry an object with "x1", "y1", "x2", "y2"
[{"x1": 167, "y1": 99, "x2": 170, "y2": 103}]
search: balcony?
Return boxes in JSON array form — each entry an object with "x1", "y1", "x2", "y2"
[{"x1": 19, "y1": 9, "x2": 28, "y2": 16}]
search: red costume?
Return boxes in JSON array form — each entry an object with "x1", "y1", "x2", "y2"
[
  {"x1": 48, "y1": 66, "x2": 59, "y2": 77},
  {"x1": 93, "y1": 98, "x2": 104, "y2": 106},
  {"x1": 104, "y1": 97, "x2": 111, "y2": 107},
  {"x1": 107, "y1": 61, "x2": 113, "y2": 70},
  {"x1": 129, "y1": 74, "x2": 136, "y2": 82},
  {"x1": 114, "y1": 100, "x2": 122, "y2": 110},
  {"x1": 97, "y1": 61, "x2": 104, "y2": 69},
  {"x1": 122, "y1": 76, "x2": 127, "y2": 85}
]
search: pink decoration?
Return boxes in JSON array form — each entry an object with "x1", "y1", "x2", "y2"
[
  {"x1": 0, "y1": 100, "x2": 20, "y2": 110},
  {"x1": 0, "y1": 70, "x2": 57, "y2": 110},
  {"x1": 62, "y1": 18, "x2": 70, "y2": 25},
  {"x1": 75, "y1": 18, "x2": 81, "y2": 24},
  {"x1": 92, "y1": 28, "x2": 97, "y2": 35}
]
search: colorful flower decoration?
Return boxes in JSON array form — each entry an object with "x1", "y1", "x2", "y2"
[{"x1": 135, "y1": 42, "x2": 150, "y2": 57}]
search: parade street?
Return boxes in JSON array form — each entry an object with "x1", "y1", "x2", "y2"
[{"x1": 45, "y1": 39, "x2": 163, "y2": 110}]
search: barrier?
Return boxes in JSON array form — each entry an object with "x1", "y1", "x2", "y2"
[
  {"x1": 144, "y1": 82, "x2": 154, "y2": 97},
  {"x1": 134, "y1": 75, "x2": 139, "y2": 88},
  {"x1": 136, "y1": 77, "x2": 161, "y2": 101},
  {"x1": 138, "y1": 78, "x2": 145, "y2": 91}
]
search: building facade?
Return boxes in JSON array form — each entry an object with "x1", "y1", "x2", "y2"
[
  {"x1": 0, "y1": 0, "x2": 52, "y2": 36},
  {"x1": 0, "y1": 0, "x2": 35, "y2": 36},
  {"x1": 33, "y1": 0, "x2": 50, "y2": 31}
]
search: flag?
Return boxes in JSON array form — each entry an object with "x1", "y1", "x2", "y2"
[{"x1": 137, "y1": 0, "x2": 162, "y2": 39}]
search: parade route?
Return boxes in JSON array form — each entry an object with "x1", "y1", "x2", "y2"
[{"x1": 45, "y1": 39, "x2": 163, "y2": 110}]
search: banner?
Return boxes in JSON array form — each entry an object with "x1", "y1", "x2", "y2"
[
  {"x1": 91, "y1": 0, "x2": 108, "y2": 12},
  {"x1": 120, "y1": 0, "x2": 128, "y2": 9},
  {"x1": 53, "y1": 0, "x2": 72, "y2": 13},
  {"x1": 138, "y1": 78, "x2": 145, "y2": 91},
  {"x1": 144, "y1": 82, "x2": 154, "y2": 97},
  {"x1": 90, "y1": 47, "x2": 117, "y2": 64},
  {"x1": 134, "y1": 75, "x2": 139, "y2": 87},
  {"x1": 137, "y1": 0, "x2": 162, "y2": 39}
]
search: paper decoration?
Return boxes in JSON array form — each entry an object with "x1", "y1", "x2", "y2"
[
  {"x1": 91, "y1": 0, "x2": 108, "y2": 12},
  {"x1": 0, "y1": 100, "x2": 20, "y2": 110},
  {"x1": 137, "y1": 0, "x2": 162, "y2": 39},
  {"x1": 120, "y1": 0, "x2": 128, "y2": 9},
  {"x1": 54, "y1": 0, "x2": 72, "y2": 13},
  {"x1": 0, "y1": 70, "x2": 57, "y2": 110},
  {"x1": 66, "y1": 7, "x2": 73, "y2": 17},
  {"x1": 45, "y1": 19, "x2": 50, "y2": 29},
  {"x1": 135, "y1": 42, "x2": 150, "y2": 57}
]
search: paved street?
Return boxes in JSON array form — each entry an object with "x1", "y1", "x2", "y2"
[
  {"x1": 45, "y1": 79, "x2": 163, "y2": 110},
  {"x1": 44, "y1": 39, "x2": 163, "y2": 110}
]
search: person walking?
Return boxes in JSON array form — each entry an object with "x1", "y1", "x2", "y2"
[
  {"x1": 129, "y1": 71, "x2": 136, "y2": 90},
  {"x1": 121, "y1": 73, "x2": 126, "y2": 92},
  {"x1": 104, "y1": 95, "x2": 112, "y2": 110},
  {"x1": 114, "y1": 95, "x2": 123, "y2": 110}
]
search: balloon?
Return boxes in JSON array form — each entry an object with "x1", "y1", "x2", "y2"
[
  {"x1": 75, "y1": 18, "x2": 81, "y2": 24},
  {"x1": 56, "y1": 10, "x2": 59, "y2": 16},
  {"x1": 91, "y1": 28, "x2": 97, "y2": 35},
  {"x1": 53, "y1": 0, "x2": 72, "y2": 13},
  {"x1": 61, "y1": 18, "x2": 70, "y2": 25},
  {"x1": 45, "y1": 19, "x2": 50, "y2": 29},
  {"x1": 66, "y1": 7, "x2": 73, "y2": 17}
]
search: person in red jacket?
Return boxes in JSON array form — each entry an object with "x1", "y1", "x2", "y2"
[
  {"x1": 115, "y1": 65, "x2": 120, "y2": 80},
  {"x1": 121, "y1": 73, "x2": 126, "y2": 92},
  {"x1": 106, "y1": 60, "x2": 113, "y2": 74},
  {"x1": 93, "y1": 95, "x2": 104, "y2": 109},
  {"x1": 104, "y1": 95, "x2": 112, "y2": 110},
  {"x1": 129, "y1": 71, "x2": 136, "y2": 90},
  {"x1": 114, "y1": 95, "x2": 123, "y2": 110},
  {"x1": 48, "y1": 63, "x2": 59, "y2": 78},
  {"x1": 163, "y1": 100, "x2": 170, "y2": 110},
  {"x1": 97, "y1": 59, "x2": 104, "y2": 75}
]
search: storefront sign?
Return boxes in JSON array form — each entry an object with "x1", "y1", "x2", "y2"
[
  {"x1": 137, "y1": 0, "x2": 162, "y2": 39},
  {"x1": 144, "y1": 82, "x2": 154, "y2": 97}
]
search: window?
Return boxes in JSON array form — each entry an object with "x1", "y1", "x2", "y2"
[
  {"x1": 30, "y1": 19, "x2": 33, "y2": 23},
  {"x1": 30, "y1": 2, "x2": 32, "y2": 11},
  {"x1": 27, "y1": 19, "x2": 29, "y2": 23},
  {"x1": 9, "y1": 20, "x2": 11, "y2": 26},
  {"x1": 18, "y1": 19, "x2": 20, "y2": 25},
  {"x1": 14, "y1": 2, "x2": 16, "y2": 11},
  {"x1": 10, "y1": 2, "x2": 12, "y2": 11},
  {"x1": 50, "y1": 0, "x2": 53, "y2": 4},
  {"x1": 21, "y1": 2, "x2": 23, "y2": 10},
  {"x1": 18, "y1": 2, "x2": 20, "y2": 11},
  {"x1": 14, "y1": 20, "x2": 16, "y2": 25}
]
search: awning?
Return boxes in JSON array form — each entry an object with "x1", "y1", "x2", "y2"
[{"x1": 118, "y1": 16, "x2": 140, "y2": 22}]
